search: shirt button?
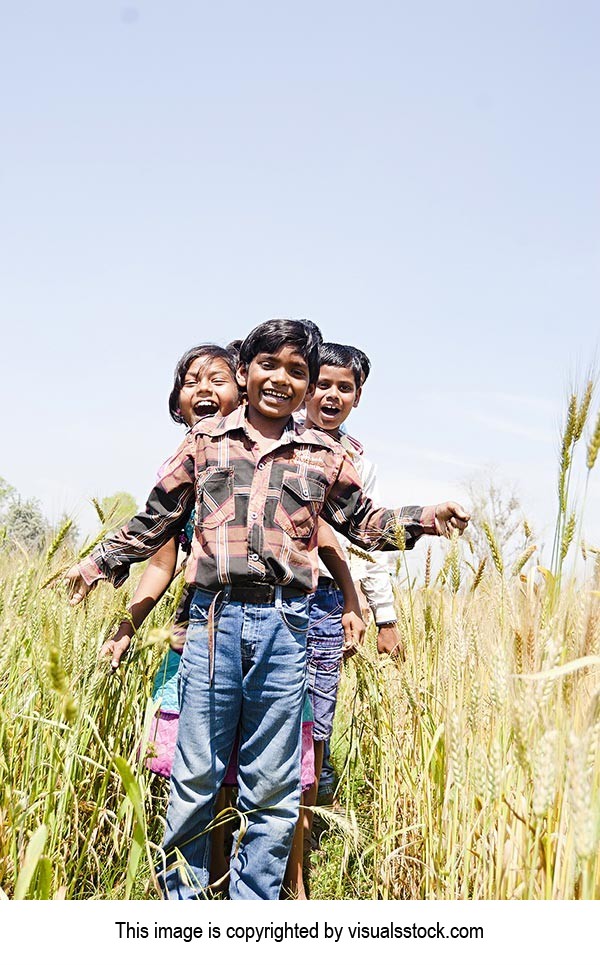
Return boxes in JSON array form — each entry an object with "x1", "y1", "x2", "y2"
[
  {"x1": 250, "y1": 511, "x2": 258, "y2": 520},
  {"x1": 257, "y1": 462, "x2": 264, "y2": 470},
  {"x1": 250, "y1": 553, "x2": 259, "y2": 561}
]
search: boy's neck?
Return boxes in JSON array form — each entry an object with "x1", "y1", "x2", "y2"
[
  {"x1": 246, "y1": 404, "x2": 289, "y2": 448},
  {"x1": 304, "y1": 416, "x2": 342, "y2": 441}
]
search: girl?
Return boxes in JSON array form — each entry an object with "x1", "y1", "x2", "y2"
[{"x1": 101, "y1": 342, "x2": 241, "y2": 886}]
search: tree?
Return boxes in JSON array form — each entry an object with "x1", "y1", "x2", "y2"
[
  {"x1": 0, "y1": 477, "x2": 16, "y2": 514},
  {"x1": 0, "y1": 476, "x2": 52, "y2": 552},
  {"x1": 2, "y1": 496, "x2": 49, "y2": 551}
]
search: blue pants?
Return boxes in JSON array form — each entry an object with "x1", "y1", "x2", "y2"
[
  {"x1": 306, "y1": 585, "x2": 345, "y2": 741},
  {"x1": 159, "y1": 587, "x2": 309, "y2": 900}
]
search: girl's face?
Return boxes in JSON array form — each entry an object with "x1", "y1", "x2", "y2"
[{"x1": 178, "y1": 355, "x2": 240, "y2": 427}]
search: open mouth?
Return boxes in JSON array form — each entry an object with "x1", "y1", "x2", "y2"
[
  {"x1": 320, "y1": 405, "x2": 341, "y2": 417},
  {"x1": 193, "y1": 400, "x2": 219, "y2": 416}
]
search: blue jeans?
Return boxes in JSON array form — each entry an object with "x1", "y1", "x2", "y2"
[
  {"x1": 306, "y1": 585, "x2": 345, "y2": 741},
  {"x1": 158, "y1": 586, "x2": 309, "y2": 901},
  {"x1": 319, "y1": 739, "x2": 336, "y2": 794}
]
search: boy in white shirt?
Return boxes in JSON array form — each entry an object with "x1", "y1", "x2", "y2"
[{"x1": 303, "y1": 343, "x2": 403, "y2": 811}]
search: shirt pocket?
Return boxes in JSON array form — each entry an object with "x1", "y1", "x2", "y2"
[
  {"x1": 196, "y1": 467, "x2": 235, "y2": 529},
  {"x1": 274, "y1": 471, "x2": 325, "y2": 540}
]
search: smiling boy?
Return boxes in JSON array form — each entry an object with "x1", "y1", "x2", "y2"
[{"x1": 66, "y1": 318, "x2": 469, "y2": 901}]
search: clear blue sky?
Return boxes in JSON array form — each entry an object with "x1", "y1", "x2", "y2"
[{"x1": 1, "y1": 2, "x2": 599, "y2": 556}]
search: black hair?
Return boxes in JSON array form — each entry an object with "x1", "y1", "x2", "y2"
[
  {"x1": 354, "y1": 347, "x2": 371, "y2": 384},
  {"x1": 225, "y1": 339, "x2": 243, "y2": 371},
  {"x1": 318, "y1": 342, "x2": 371, "y2": 389},
  {"x1": 169, "y1": 343, "x2": 239, "y2": 424},
  {"x1": 238, "y1": 319, "x2": 323, "y2": 384}
]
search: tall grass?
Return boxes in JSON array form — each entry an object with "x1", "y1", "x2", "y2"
[
  {"x1": 1, "y1": 383, "x2": 599, "y2": 899},
  {"x1": 320, "y1": 377, "x2": 600, "y2": 900},
  {"x1": 326, "y1": 546, "x2": 600, "y2": 898},
  {"x1": 0, "y1": 554, "x2": 175, "y2": 899}
]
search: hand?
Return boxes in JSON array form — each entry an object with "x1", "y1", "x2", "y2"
[
  {"x1": 434, "y1": 501, "x2": 470, "y2": 538},
  {"x1": 377, "y1": 624, "x2": 404, "y2": 660},
  {"x1": 341, "y1": 606, "x2": 366, "y2": 659},
  {"x1": 100, "y1": 624, "x2": 133, "y2": 670},
  {"x1": 64, "y1": 564, "x2": 91, "y2": 605}
]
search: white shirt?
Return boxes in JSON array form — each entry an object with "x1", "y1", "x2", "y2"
[{"x1": 319, "y1": 430, "x2": 397, "y2": 625}]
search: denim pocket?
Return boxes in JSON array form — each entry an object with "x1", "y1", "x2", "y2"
[
  {"x1": 278, "y1": 595, "x2": 310, "y2": 635},
  {"x1": 188, "y1": 588, "x2": 218, "y2": 624},
  {"x1": 307, "y1": 633, "x2": 344, "y2": 670}
]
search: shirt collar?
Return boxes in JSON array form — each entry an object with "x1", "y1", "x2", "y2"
[{"x1": 194, "y1": 404, "x2": 338, "y2": 451}]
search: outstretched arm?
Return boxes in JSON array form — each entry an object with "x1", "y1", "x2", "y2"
[
  {"x1": 64, "y1": 434, "x2": 196, "y2": 604},
  {"x1": 322, "y1": 452, "x2": 469, "y2": 552},
  {"x1": 100, "y1": 538, "x2": 179, "y2": 670},
  {"x1": 317, "y1": 519, "x2": 365, "y2": 656}
]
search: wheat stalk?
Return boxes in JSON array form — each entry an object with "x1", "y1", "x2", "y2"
[
  {"x1": 512, "y1": 544, "x2": 536, "y2": 576},
  {"x1": 483, "y1": 521, "x2": 503, "y2": 576},
  {"x1": 347, "y1": 544, "x2": 377, "y2": 564},
  {"x1": 424, "y1": 545, "x2": 431, "y2": 589},
  {"x1": 560, "y1": 512, "x2": 576, "y2": 562},
  {"x1": 470, "y1": 558, "x2": 486, "y2": 593},
  {"x1": 574, "y1": 379, "x2": 594, "y2": 441},
  {"x1": 45, "y1": 518, "x2": 73, "y2": 565},
  {"x1": 587, "y1": 410, "x2": 600, "y2": 471},
  {"x1": 91, "y1": 497, "x2": 106, "y2": 523}
]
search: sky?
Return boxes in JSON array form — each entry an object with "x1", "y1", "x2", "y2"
[{"x1": 1, "y1": 1, "x2": 599, "y2": 566}]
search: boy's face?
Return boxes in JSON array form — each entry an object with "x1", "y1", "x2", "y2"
[
  {"x1": 238, "y1": 346, "x2": 312, "y2": 424},
  {"x1": 179, "y1": 355, "x2": 240, "y2": 427},
  {"x1": 305, "y1": 364, "x2": 361, "y2": 433}
]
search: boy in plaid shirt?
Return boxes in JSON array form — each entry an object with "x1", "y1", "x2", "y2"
[{"x1": 67, "y1": 318, "x2": 469, "y2": 900}]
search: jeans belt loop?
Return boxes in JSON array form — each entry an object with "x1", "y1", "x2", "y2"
[{"x1": 274, "y1": 586, "x2": 282, "y2": 610}]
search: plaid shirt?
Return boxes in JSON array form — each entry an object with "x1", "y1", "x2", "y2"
[{"x1": 81, "y1": 406, "x2": 436, "y2": 596}]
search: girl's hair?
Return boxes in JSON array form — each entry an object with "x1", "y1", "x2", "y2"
[
  {"x1": 239, "y1": 319, "x2": 322, "y2": 384},
  {"x1": 169, "y1": 343, "x2": 239, "y2": 424},
  {"x1": 225, "y1": 339, "x2": 243, "y2": 371}
]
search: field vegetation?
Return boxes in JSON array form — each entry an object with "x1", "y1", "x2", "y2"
[{"x1": 1, "y1": 385, "x2": 599, "y2": 899}]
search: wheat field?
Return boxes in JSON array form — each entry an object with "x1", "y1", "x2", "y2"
[{"x1": 1, "y1": 388, "x2": 599, "y2": 900}]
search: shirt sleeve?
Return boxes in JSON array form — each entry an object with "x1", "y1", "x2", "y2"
[
  {"x1": 321, "y1": 451, "x2": 431, "y2": 552},
  {"x1": 356, "y1": 457, "x2": 397, "y2": 624},
  {"x1": 79, "y1": 435, "x2": 197, "y2": 588}
]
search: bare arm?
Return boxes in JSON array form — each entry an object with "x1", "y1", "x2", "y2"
[
  {"x1": 317, "y1": 519, "x2": 365, "y2": 655},
  {"x1": 100, "y1": 537, "x2": 179, "y2": 669}
]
